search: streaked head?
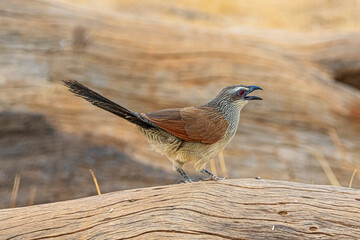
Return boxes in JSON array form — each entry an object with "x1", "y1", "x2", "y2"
[
  {"x1": 217, "y1": 84, "x2": 262, "y2": 103},
  {"x1": 207, "y1": 85, "x2": 263, "y2": 111}
]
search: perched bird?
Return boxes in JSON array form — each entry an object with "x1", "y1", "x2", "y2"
[{"x1": 63, "y1": 80, "x2": 263, "y2": 182}]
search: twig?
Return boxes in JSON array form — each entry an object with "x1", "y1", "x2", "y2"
[
  {"x1": 90, "y1": 169, "x2": 101, "y2": 195},
  {"x1": 349, "y1": 169, "x2": 358, "y2": 188},
  {"x1": 327, "y1": 127, "x2": 349, "y2": 163},
  {"x1": 28, "y1": 186, "x2": 37, "y2": 206},
  {"x1": 327, "y1": 128, "x2": 359, "y2": 183},
  {"x1": 311, "y1": 149, "x2": 341, "y2": 186},
  {"x1": 10, "y1": 174, "x2": 21, "y2": 208},
  {"x1": 218, "y1": 151, "x2": 228, "y2": 178},
  {"x1": 209, "y1": 159, "x2": 218, "y2": 177}
]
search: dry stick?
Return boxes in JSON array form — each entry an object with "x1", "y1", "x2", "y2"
[
  {"x1": 311, "y1": 149, "x2": 341, "y2": 186},
  {"x1": 328, "y1": 127, "x2": 350, "y2": 163},
  {"x1": 90, "y1": 169, "x2": 101, "y2": 195},
  {"x1": 349, "y1": 169, "x2": 358, "y2": 188},
  {"x1": 218, "y1": 151, "x2": 228, "y2": 178},
  {"x1": 209, "y1": 159, "x2": 218, "y2": 177},
  {"x1": 327, "y1": 128, "x2": 360, "y2": 182},
  {"x1": 10, "y1": 174, "x2": 21, "y2": 208},
  {"x1": 28, "y1": 186, "x2": 37, "y2": 206}
]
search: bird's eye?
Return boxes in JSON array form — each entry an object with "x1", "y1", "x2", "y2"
[{"x1": 238, "y1": 90, "x2": 245, "y2": 95}]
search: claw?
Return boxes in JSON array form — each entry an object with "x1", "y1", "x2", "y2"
[{"x1": 201, "y1": 168, "x2": 227, "y2": 181}]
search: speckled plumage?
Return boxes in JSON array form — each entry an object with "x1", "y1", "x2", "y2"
[{"x1": 63, "y1": 80, "x2": 262, "y2": 182}]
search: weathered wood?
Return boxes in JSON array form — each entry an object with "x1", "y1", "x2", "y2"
[
  {"x1": 0, "y1": 0, "x2": 360, "y2": 208},
  {"x1": 0, "y1": 179, "x2": 359, "y2": 239}
]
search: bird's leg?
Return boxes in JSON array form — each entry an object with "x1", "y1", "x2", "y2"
[
  {"x1": 174, "y1": 164, "x2": 193, "y2": 183},
  {"x1": 201, "y1": 168, "x2": 227, "y2": 180}
]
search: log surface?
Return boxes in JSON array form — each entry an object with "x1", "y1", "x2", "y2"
[
  {"x1": 1, "y1": 179, "x2": 359, "y2": 240},
  {"x1": 0, "y1": 0, "x2": 360, "y2": 208}
]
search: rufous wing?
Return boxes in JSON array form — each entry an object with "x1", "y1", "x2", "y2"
[{"x1": 142, "y1": 106, "x2": 229, "y2": 144}]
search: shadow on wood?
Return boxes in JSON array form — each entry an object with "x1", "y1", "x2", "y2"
[{"x1": 0, "y1": 179, "x2": 359, "y2": 239}]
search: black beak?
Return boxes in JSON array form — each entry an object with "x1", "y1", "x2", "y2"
[{"x1": 245, "y1": 85, "x2": 263, "y2": 101}]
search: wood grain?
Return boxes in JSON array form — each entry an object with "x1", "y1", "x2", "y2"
[
  {"x1": 1, "y1": 179, "x2": 359, "y2": 239},
  {"x1": 0, "y1": 0, "x2": 360, "y2": 208}
]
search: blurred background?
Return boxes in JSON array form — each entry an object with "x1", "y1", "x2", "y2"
[{"x1": 0, "y1": 0, "x2": 359, "y2": 209}]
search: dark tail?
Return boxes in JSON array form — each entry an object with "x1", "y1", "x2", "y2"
[{"x1": 63, "y1": 80, "x2": 154, "y2": 129}]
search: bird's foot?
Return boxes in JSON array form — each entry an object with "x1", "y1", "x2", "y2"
[
  {"x1": 200, "y1": 176, "x2": 227, "y2": 181},
  {"x1": 200, "y1": 169, "x2": 227, "y2": 181},
  {"x1": 176, "y1": 177, "x2": 193, "y2": 184},
  {"x1": 212, "y1": 176, "x2": 227, "y2": 181},
  {"x1": 174, "y1": 165, "x2": 193, "y2": 183},
  {"x1": 176, "y1": 179, "x2": 193, "y2": 184}
]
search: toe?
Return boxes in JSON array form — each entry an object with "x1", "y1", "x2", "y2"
[{"x1": 214, "y1": 177, "x2": 227, "y2": 180}]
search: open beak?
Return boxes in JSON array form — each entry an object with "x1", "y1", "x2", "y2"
[{"x1": 245, "y1": 85, "x2": 263, "y2": 101}]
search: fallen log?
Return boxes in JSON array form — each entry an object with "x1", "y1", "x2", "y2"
[
  {"x1": 0, "y1": 179, "x2": 359, "y2": 239},
  {"x1": 1, "y1": 0, "x2": 360, "y2": 209}
]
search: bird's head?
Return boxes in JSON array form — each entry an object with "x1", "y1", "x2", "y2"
[{"x1": 209, "y1": 85, "x2": 263, "y2": 110}]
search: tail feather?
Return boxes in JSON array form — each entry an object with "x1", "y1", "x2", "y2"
[{"x1": 63, "y1": 80, "x2": 154, "y2": 129}]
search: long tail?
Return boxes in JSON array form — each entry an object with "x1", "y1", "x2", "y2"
[{"x1": 63, "y1": 80, "x2": 154, "y2": 129}]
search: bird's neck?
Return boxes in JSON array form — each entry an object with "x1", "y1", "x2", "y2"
[
  {"x1": 205, "y1": 99, "x2": 244, "y2": 124},
  {"x1": 202, "y1": 99, "x2": 242, "y2": 141}
]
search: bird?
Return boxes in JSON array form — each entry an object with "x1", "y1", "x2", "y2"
[{"x1": 63, "y1": 80, "x2": 263, "y2": 182}]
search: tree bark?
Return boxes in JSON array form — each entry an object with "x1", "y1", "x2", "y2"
[
  {"x1": 0, "y1": 0, "x2": 360, "y2": 209},
  {"x1": 0, "y1": 179, "x2": 359, "y2": 240}
]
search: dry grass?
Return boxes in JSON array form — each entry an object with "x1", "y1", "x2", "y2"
[
  {"x1": 209, "y1": 152, "x2": 228, "y2": 178},
  {"x1": 327, "y1": 128, "x2": 350, "y2": 164},
  {"x1": 90, "y1": 169, "x2": 101, "y2": 195},
  {"x1": 28, "y1": 186, "x2": 37, "y2": 206},
  {"x1": 218, "y1": 151, "x2": 228, "y2": 179},
  {"x1": 349, "y1": 169, "x2": 358, "y2": 188},
  {"x1": 10, "y1": 175, "x2": 20, "y2": 208},
  {"x1": 209, "y1": 159, "x2": 218, "y2": 177},
  {"x1": 280, "y1": 116, "x2": 358, "y2": 187},
  {"x1": 327, "y1": 127, "x2": 360, "y2": 185},
  {"x1": 310, "y1": 148, "x2": 341, "y2": 186}
]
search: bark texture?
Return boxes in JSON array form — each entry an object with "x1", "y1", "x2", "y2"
[
  {"x1": 1, "y1": 179, "x2": 360, "y2": 240},
  {"x1": 0, "y1": 0, "x2": 359, "y2": 208}
]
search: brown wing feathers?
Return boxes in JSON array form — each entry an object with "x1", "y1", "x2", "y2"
[
  {"x1": 143, "y1": 106, "x2": 228, "y2": 144},
  {"x1": 182, "y1": 107, "x2": 228, "y2": 143}
]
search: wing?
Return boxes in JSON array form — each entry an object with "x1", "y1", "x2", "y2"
[{"x1": 142, "y1": 106, "x2": 229, "y2": 143}]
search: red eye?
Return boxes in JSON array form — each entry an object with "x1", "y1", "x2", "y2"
[{"x1": 239, "y1": 90, "x2": 245, "y2": 95}]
